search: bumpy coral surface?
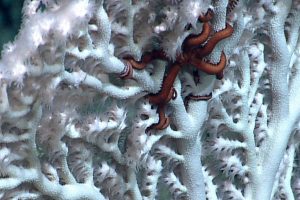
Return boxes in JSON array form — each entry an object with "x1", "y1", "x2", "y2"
[{"x1": 0, "y1": 0, "x2": 300, "y2": 200}]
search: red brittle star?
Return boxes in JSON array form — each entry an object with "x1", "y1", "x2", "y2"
[{"x1": 120, "y1": 9, "x2": 233, "y2": 131}]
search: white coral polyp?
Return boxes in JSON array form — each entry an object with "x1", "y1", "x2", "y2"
[{"x1": 220, "y1": 154, "x2": 249, "y2": 180}]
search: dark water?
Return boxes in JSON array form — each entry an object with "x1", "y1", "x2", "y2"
[{"x1": 0, "y1": 0, "x2": 23, "y2": 52}]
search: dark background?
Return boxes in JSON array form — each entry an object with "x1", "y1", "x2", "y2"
[{"x1": 0, "y1": 0, "x2": 24, "y2": 53}]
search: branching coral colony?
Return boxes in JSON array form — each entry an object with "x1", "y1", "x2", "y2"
[{"x1": 1, "y1": 0, "x2": 300, "y2": 200}]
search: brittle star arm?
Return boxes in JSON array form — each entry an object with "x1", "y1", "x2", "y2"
[
  {"x1": 183, "y1": 9, "x2": 213, "y2": 49},
  {"x1": 196, "y1": 23, "x2": 234, "y2": 57},
  {"x1": 148, "y1": 63, "x2": 182, "y2": 105},
  {"x1": 191, "y1": 51, "x2": 227, "y2": 76},
  {"x1": 124, "y1": 50, "x2": 167, "y2": 70},
  {"x1": 146, "y1": 63, "x2": 181, "y2": 131},
  {"x1": 198, "y1": 8, "x2": 214, "y2": 22},
  {"x1": 119, "y1": 60, "x2": 133, "y2": 79},
  {"x1": 147, "y1": 104, "x2": 170, "y2": 131},
  {"x1": 183, "y1": 22, "x2": 212, "y2": 50},
  {"x1": 184, "y1": 93, "x2": 212, "y2": 109}
]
